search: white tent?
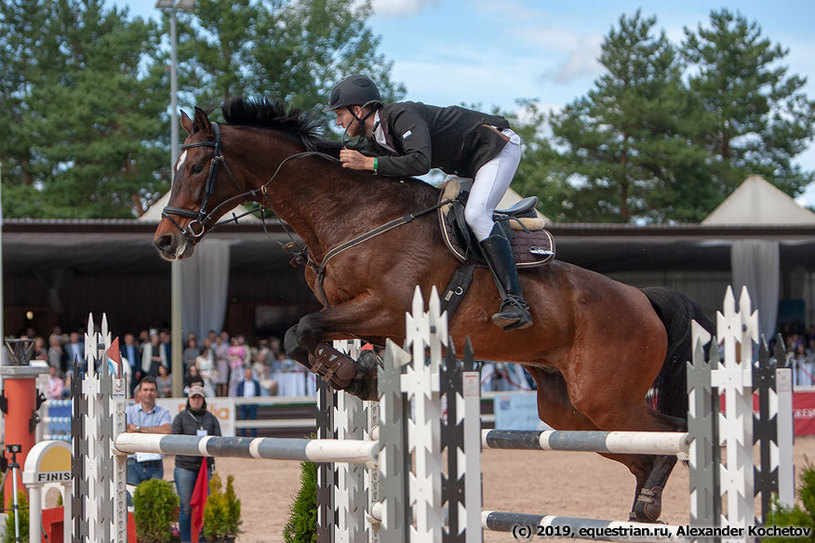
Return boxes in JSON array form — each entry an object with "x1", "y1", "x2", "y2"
[
  {"x1": 702, "y1": 174, "x2": 815, "y2": 226},
  {"x1": 703, "y1": 175, "x2": 815, "y2": 340}
]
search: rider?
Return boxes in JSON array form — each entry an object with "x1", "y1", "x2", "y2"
[{"x1": 325, "y1": 74, "x2": 532, "y2": 331}]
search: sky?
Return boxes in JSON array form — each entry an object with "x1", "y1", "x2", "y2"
[{"x1": 113, "y1": 0, "x2": 815, "y2": 208}]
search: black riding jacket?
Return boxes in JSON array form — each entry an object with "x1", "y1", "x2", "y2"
[{"x1": 353, "y1": 102, "x2": 511, "y2": 179}]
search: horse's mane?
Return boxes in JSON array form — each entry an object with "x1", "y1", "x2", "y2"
[
  {"x1": 220, "y1": 95, "x2": 438, "y2": 203},
  {"x1": 221, "y1": 96, "x2": 323, "y2": 148}
]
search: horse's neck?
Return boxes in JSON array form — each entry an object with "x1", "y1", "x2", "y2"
[
  {"x1": 231, "y1": 130, "x2": 436, "y2": 262},
  {"x1": 271, "y1": 161, "x2": 390, "y2": 260}
]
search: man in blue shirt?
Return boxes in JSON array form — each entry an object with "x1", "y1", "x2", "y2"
[
  {"x1": 125, "y1": 376, "x2": 172, "y2": 485},
  {"x1": 236, "y1": 367, "x2": 261, "y2": 437}
]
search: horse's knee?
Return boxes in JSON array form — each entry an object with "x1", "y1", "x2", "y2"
[
  {"x1": 284, "y1": 315, "x2": 322, "y2": 353},
  {"x1": 283, "y1": 324, "x2": 301, "y2": 356}
]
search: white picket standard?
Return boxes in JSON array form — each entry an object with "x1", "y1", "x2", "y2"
[{"x1": 67, "y1": 284, "x2": 793, "y2": 543}]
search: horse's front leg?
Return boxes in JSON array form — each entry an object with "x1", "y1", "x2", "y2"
[{"x1": 283, "y1": 296, "x2": 395, "y2": 400}]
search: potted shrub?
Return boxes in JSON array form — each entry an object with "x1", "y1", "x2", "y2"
[
  {"x1": 3, "y1": 491, "x2": 29, "y2": 543},
  {"x1": 132, "y1": 478, "x2": 179, "y2": 543},
  {"x1": 203, "y1": 473, "x2": 242, "y2": 543},
  {"x1": 283, "y1": 462, "x2": 317, "y2": 543}
]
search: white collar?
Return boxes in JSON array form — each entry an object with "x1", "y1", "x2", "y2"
[{"x1": 372, "y1": 111, "x2": 395, "y2": 153}]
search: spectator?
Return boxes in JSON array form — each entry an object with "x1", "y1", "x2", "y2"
[
  {"x1": 806, "y1": 337, "x2": 815, "y2": 361},
  {"x1": 62, "y1": 373, "x2": 72, "y2": 399},
  {"x1": 171, "y1": 385, "x2": 221, "y2": 543},
  {"x1": 236, "y1": 367, "x2": 260, "y2": 437},
  {"x1": 227, "y1": 337, "x2": 246, "y2": 397},
  {"x1": 63, "y1": 332, "x2": 85, "y2": 373},
  {"x1": 141, "y1": 330, "x2": 166, "y2": 377},
  {"x1": 120, "y1": 333, "x2": 143, "y2": 394},
  {"x1": 33, "y1": 336, "x2": 47, "y2": 361},
  {"x1": 125, "y1": 376, "x2": 172, "y2": 486},
  {"x1": 791, "y1": 343, "x2": 814, "y2": 387},
  {"x1": 213, "y1": 331, "x2": 230, "y2": 397},
  {"x1": 196, "y1": 341, "x2": 217, "y2": 398},
  {"x1": 183, "y1": 336, "x2": 199, "y2": 373},
  {"x1": 269, "y1": 337, "x2": 282, "y2": 359},
  {"x1": 159, "y1": 330, "x2": 173, "y2": 372},
  {"x1": 47, "y1": 335, "x2": 64, "y2": 370},
  {"x1": 156, "y1": 364, "x2": 173, "y2": 398},
  {"x1": 46, "y1": 366, "x2": 64, "y2": 400},
  {"x1": 252, "y1": 349, "x2": 269, "y2": 382}
]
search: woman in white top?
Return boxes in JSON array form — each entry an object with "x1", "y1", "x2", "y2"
[{"x1": 196, "y1": 343, "x2": 217, "y2": 398}]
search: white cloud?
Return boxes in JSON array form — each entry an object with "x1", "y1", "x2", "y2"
[
  {"x1": 371, "y1": 0, "x2": 439, "y2": 18},
  {"x1": 544, "y1": 34, "x2": 603, "y2": 84},
  {"x1": 473, "y1": 2, "x2": 604, "y2": 85}
]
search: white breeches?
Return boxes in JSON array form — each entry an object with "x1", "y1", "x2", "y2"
[{"x1": 459, "y1": 128, "x2": 522, "y2": 241}]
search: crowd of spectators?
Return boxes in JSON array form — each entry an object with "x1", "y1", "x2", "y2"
[
  {"x1": 781, "y1": 323, "x2": 815, "y2": 387},
  {"x1": 25, "y1": 324, "x2": 305, "y2": 401}
]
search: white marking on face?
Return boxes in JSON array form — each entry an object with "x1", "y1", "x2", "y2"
[{"x1": 176, "y1": 150, "x2": 188, "y2": 173}]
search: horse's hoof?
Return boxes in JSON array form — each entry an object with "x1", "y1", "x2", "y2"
[
  {"x1": 630, "y1": 486, "x2": 663, "y2": 522},
  {"x1": 345, "y1": 350, "x2": 381, "y2": 401}
]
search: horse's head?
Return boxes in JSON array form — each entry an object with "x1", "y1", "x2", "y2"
[{"x1": 153, "y1": 106, "x2": 243, "y2": 260}]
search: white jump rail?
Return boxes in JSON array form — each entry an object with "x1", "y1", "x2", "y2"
[
  {"x1": 482, "y1": 429, "x2": 690, "y2": 456},
  {"x1": 113, "y1": 433, "x2": 379, "y2": 465}
]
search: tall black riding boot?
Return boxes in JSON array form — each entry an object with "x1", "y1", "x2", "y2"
[{"x1": 479, "y1": 223, "x2": 533, "y2": 331}]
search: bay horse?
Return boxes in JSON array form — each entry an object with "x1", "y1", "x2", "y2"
[{"x1": 153, "y1": 97, "x2": 713, "y2": 523}]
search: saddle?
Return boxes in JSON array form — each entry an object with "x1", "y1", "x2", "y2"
[{"x1": 438, "y1": 180, "x2": 555, "y2": 268}]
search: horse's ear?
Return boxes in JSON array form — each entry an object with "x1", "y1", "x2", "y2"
[
  {"x1": 192, "y1": 106, "x2": 212, "y2": 136},
  {"x1": 180, "y1": 110, "x2": 193, "y2": 134}
]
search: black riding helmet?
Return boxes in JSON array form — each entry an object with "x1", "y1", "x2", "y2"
[{"x1": 323, "y1": 74, "x2": 382, "y2": 112}]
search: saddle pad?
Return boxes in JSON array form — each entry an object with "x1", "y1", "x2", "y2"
[{"x1": 438, "y1": 189, "x2": 555, "y2": 269}]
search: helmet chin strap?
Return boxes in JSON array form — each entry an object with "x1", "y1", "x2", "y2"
[{"x1": 343, "y1": 103, "x2": 378, "y2": 144}]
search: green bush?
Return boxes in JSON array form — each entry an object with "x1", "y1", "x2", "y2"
[
  {"x1": 3, "y1": 491, "x2": 29, "y2": 543},
  {"x1": 765, "y1": 461, "x2": 815, "y2": 542},
  {"x1": 203, "y1": 472, "x2": 242, "y2": 542},
  {"x1": 283, "y1": 462, "x2": 317, "y2": 543},
  {"x1": 132, "y1": 478, "x2": 179, "y2": 543}
]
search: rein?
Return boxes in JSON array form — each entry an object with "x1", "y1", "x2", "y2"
[
  {"x1": 309, "y1": 198, "x2": 451, "y2": 307},
  {"x1": 162, "y1": 123, "x2": 451, "y2": 307}
]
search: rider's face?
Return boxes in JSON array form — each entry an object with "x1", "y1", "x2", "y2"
[{"x1": 335, "y1": 106, "x2": 366, "y2": 138}]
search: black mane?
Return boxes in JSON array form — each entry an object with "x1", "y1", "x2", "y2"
[{"x1": 221, "y1": 96, "x2": 323, "y2": 146}]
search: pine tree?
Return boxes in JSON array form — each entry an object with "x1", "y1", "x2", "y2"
[
  {"x1": 682, "y1": 9, "x2": 815, "y2": 198},
  {"x1": 173, "y1": 0, "x2": 404, "y2": 114},
  {"x1": 503, "y1": 100, "x2": 576, "y2": 223},
  {"x1": 549, "y1": 10, "x2": 709, "y2": 223},
  {"x1": 0, "y1": 0, "x2": 168, "y2": 218}
]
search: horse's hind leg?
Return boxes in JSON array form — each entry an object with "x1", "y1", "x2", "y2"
[
  {"x1": 526, "y1": 367, "x2": 657, "y2": 517},
  {"x1": 629, "y1": 455, "x2": 678, "y2": 522},
  {"x1": 629, "y1": 410, "x2": 686, "y2": 522}
]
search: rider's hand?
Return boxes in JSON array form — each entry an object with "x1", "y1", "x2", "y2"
[{"x1": 340, "y1": 149, "x2": 375, "y2": 171}]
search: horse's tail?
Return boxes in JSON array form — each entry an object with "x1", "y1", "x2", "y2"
[{"x1": 642, "y1": 286, "x2": 715, "y2": 421}]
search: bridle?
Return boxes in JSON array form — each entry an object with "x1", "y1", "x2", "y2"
[{"x1": 161, "y1": 122, "x2": 243, "y2": 239}]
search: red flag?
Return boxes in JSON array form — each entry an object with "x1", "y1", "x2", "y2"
[
  {"x1": 107, "y1": 337, "x2": 122, "y2": 377},
  {"x1": 189, "y1": 460, "x2": 209, "y2": 543}
]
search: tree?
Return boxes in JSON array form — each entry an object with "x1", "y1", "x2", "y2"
[
  {"x1": 0, "y1": 0, "x2": 168, "y2": 218},
  {"x1": 503, "y1": 100, "x2": 577, "y2": 223},
  {"x1": 683, "y1": 9, "x2": 815, "y2": 198},
  {"x1": 0, "y1": 0, "x2": 402, "y2": 218},
  {"x1": 549, "y1": 10, "x2": 709, "y2": 223},
  {"x1": 174, "y1": 0, "x2": 404, "y2": 115}
]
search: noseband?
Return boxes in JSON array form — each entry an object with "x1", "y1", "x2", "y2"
[{"x1": 161, "y1": 122, "x2": 243, "y2": 239}]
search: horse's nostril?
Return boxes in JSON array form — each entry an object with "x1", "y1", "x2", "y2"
[{"x1": 155, "y1": 234, "x2": 173, "y2": 251}]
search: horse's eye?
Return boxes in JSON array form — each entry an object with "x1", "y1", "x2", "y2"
[{"x1": 191, "y1": 164, "x2": 204, "y2": 174}]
